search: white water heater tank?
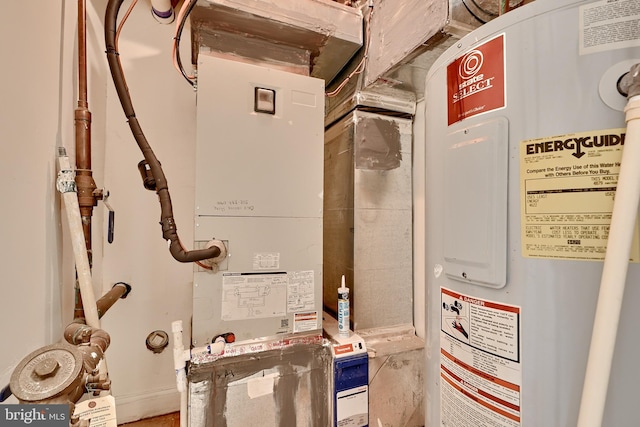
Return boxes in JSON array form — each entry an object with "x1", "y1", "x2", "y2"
[{"x1": 424, "y1": 0, "x2": 640, "y2": 425}]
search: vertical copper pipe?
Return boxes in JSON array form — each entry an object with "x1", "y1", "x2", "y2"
[{"x1": 74, "y1": 0, "x2": 98, "y2": 320}]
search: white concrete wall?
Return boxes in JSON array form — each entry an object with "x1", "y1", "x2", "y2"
[
  {"x1": 0, "y1": 0, "x2": 70, "y2": 401},
  {"x1": 0, "y1": 1, "x2": 196, "y2": 422}
]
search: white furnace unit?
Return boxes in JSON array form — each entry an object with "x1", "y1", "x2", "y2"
[
  {"x1": 192, "y1": 54, "x2": 324, "y2": 346},
  {"x1": 425, "y1": 0, "x2": 640, "y2": 425}
]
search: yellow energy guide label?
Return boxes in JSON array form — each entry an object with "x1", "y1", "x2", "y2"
[{"x1": 520, "y1": 128, "x2": 639, "y2": 262}]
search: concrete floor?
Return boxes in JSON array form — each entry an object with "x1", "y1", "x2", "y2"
[{"x1": 118, "y1": 412, "x2": 180, "y2": 427}]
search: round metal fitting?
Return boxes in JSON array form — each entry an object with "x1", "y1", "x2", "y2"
[
  {"x1": 10, "y1": 342, "x2": 84, "y2": 403},
  {"x1": 146, "y1": 330, "x2": 169, "y2": 354}
]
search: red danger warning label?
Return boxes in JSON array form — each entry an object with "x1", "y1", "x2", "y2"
[{"x1": 447, "y1": 34, "x2": 505, "y2": 126}]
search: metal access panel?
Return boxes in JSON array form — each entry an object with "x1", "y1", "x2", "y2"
[
  {"x1": 192, "y1": 54, "x2": 324, "y2": 346},
  {"x1": 443, "y1": 117, "x2": 508, "y2": 288}
]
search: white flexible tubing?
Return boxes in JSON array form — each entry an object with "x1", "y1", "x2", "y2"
[{"x1": 577, "y1": 95, "x2": 640, "y2": 427}]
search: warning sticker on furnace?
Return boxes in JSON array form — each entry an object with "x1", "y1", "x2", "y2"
[
  {"x1": 447, "y1": 33, "x2": 505, "y2": 126},
  {"x1": 520, "y1": 128, "x2": 640, "y2": 262}
]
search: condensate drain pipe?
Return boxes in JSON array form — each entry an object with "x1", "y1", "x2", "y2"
[
  {"x1": 172, "y1": 321, "x2": 189, "y2": 427},
  {"x1": 104, "y1": 0, "x2": 222, "y2": 265},
  {"x1": 172, "y1": 321, "x2": 224, "y2": 427},
  {"x1": 577, "y1": 64, "x2": 640, "y2": 427}
]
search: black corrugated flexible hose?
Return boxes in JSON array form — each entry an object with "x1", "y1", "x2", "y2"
[{"x1": 104, "y1": 0, "x2": 220, "y2": 263}]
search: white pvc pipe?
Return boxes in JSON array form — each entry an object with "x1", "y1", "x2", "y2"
[
  {"x1": 172, "y1": 320, "x2": 226, "y2": 427},
  {"x1": 179, "y1": 386, "x2": 188, "y2": 427},
  {"x1": 172, "y1": 321, "x2": 188, "y2": 427},
  {"x1": 57, "y1": 153, "x2": 100, "y2": 329},
  {"x1": 57, "y1": 150, "x2": 109, "y2": 384},
  {"x1": 150, "y1": 0, "x2": 174, "y2": 24},
  {"x1": 577, "y1": 95, "x2": 640, "y2": 427}
]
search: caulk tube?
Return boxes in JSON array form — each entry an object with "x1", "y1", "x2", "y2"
[{"x1": 338, "y1": 275, "x2": 350, "y2": 337}]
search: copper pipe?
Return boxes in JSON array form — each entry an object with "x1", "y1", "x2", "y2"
[
  {"x1": 77, "y1": 0, "x2": 87, "y2": 110},
  {"x1": 75, "y1": 0, "x2": 99, "y2": 320},
  {"x1": 73, "y1": 282, "x2": 85, "y2": 321},
  {"x1": 96, "y1": 282, "x2": 131, "y2": 319},
  {"x1": 75, "y1": 0, "x2": 96, "y2": 248},
  {"x1": 64, "y1": 323, "x2": 111, "y2": 374}
]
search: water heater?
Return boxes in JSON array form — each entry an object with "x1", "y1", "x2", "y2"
[{"x1": 424, "y1": 0, "x2": 640, "y2": 425}]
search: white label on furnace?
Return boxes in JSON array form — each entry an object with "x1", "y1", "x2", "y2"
[
  {"x1": 253, "y1": 252, "x2": 280, "y2": 270},
  {"x1": 293, "y1": 311, "x2": 318, "y2": 333},
  {"x1": 440, "y1": 287, "x2": 522, "y2": 426},
  {"x1": 221, "y1": 272, "x2": 287, "y2": 321},
  {"x1": 580, "y1": 0, "x2": 640, "y2": 55},
  {"x1": 287, "y1": 270, "x2": 316, "y2": 312}
]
